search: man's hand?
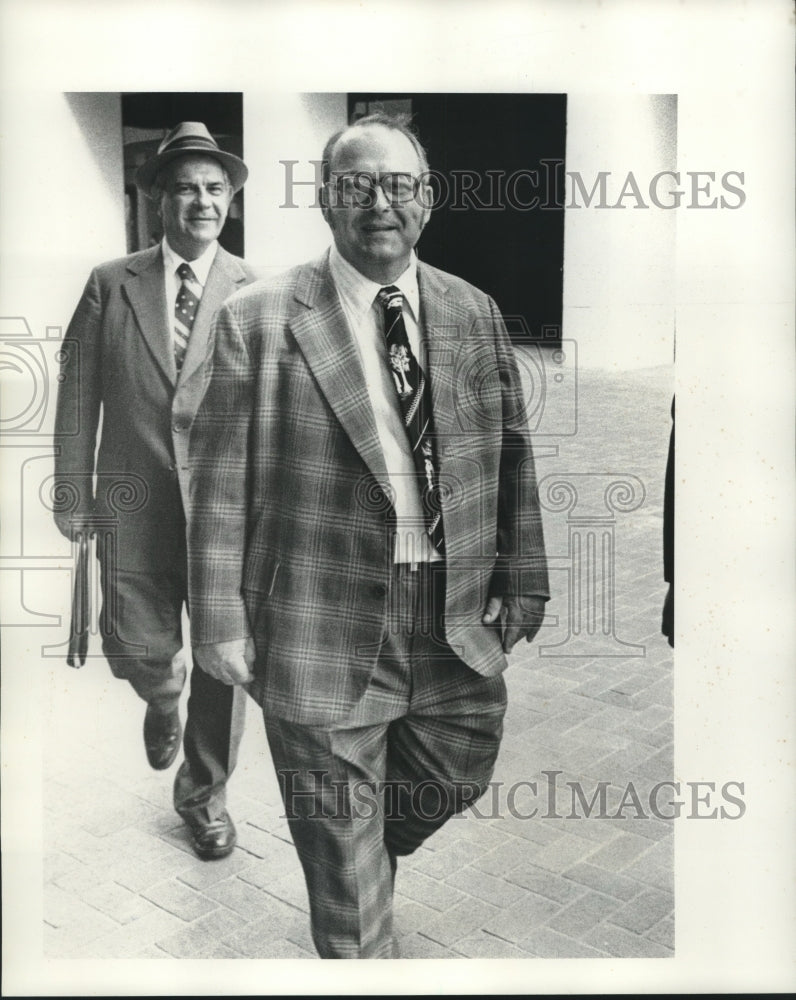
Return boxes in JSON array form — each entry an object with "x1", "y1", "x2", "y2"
[
  {"x1": 483, "y1": 595, "x2": 546, "y2": 654},
  {"x1": 193, "y1": 637, "x2": 255, "y2": 685}
]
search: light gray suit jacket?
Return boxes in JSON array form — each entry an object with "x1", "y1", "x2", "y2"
[{"x1": 54, "y1": 243, "x2": 256, "y2": 572}]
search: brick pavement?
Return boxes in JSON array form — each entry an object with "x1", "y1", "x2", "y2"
[{"x1": 42, "y1": 356, "x2": 674, "y2": 960}]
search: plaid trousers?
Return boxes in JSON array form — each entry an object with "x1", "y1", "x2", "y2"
[{"x1": 264, "y1": 562, "x2": 507, "y2": 959}]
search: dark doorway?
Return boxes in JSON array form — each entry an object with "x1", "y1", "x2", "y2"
[
  {"x1": 348, "y1": 94, "x2": 566, "y2": 344},
  {"x1": 121, "y1": 92, "x2": 244, "y2": 256}
]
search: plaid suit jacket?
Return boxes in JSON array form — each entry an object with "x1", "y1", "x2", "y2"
[{"x1": 188, "y1": 250, "x2": 549, "y2": 723}]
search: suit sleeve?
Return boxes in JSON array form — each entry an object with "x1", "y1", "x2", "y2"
[
  {"x1": 489, "y1": 294, "x2": 550, "y2": 600},
  {"x1": 53, "y1": 268, "x2": 104, "y2": 530},
  {"x1": 188, "y1": 298, "x2": 254, "y2": 644}
]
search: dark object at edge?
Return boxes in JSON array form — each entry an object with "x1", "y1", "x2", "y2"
[
  {"x1": 662, "y1": 397, "x2": 674, "y2": 647},
  {"x1": 67, "y1": 530, "x2": 90, "y2": 667}
]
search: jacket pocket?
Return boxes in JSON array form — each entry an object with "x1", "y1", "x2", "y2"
[{"x1": 243, "y1": 556, "x2": 281, "y2": 600}]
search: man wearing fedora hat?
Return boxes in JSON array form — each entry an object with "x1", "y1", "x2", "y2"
[{"x1": 53, "y1": 122, "x2": 257, "y2": 859}]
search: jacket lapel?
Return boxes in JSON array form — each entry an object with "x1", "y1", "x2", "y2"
[
  {"x1": 417, "y1": 263, "x2": 457, "y2": 441},
  {"x1": 288, "y1": 254, "x2": 391, "y2": 491},
  {"x1": 179, "y1": 247, "x2": 249, "y2": 385},
  {"x1": 123, "y1": 246, "x2": 175, "y2": 386}
]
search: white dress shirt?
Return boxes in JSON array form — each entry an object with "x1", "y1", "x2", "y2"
[
  {"x1": 329, "y1": 245, "x2": 442, "y2": 565},
  {"x1": 162, "y1": 237, "x2": 219, "y2": 346}
]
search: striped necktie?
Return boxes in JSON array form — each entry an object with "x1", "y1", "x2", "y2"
[
  {"x1": 174, "y1": 262, "x2": 201, "y2": 372},
  {"x1": 377, "y1": 285, "x2": 444, "y2": 554}
]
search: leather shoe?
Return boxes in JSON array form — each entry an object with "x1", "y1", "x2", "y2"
[
  {"x1": 185, "y1": 811, "x2": 237, "y2": 860},
  {"x1": 143, "y1": 705, "x2": 182, "y2": 770}
]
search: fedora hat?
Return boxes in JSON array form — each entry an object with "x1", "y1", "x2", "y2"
[{"x1": 135, "y1": 121, "x2": 248, "y2": 195}]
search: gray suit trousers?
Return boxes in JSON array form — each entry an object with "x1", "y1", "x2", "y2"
[{"x1": 101, "y1": 557, "x2": 246, "y2": 822}]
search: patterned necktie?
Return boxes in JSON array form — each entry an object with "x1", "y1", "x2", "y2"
[
  {"x1": 377, "y1": 285, "x2": 444, "y2": 554},
  {"x1": 174, "y1": 262, "x2": 201, "y2": 372}
]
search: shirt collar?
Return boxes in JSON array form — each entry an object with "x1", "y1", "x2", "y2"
[
  {"x1": 162, "y1": 237, "x2": 219, "y2": 287},
  {"x1": 329, "y1": 245, "x2": 420, "y2": 324}
]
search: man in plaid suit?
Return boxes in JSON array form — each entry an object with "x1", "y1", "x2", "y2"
[{"x1": 189, "y1": 112, "x2": 549, "y2": 957}]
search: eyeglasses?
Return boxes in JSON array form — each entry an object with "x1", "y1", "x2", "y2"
[{"x1": 328, "y1": 171, "x2": 425, "y2": 207}]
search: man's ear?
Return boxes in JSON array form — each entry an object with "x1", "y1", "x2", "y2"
[
  {"x1": 418, "y1": 181, "x2": 434, "y2": 229},
  {"x1": 319, "y1": 185, "x2": 330, "y2": 224}
]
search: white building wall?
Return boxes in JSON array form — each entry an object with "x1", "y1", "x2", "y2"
[
  {"x1": 243, "y1": 93, "x2": 347, "y2": 279},
  {"x1": 0, "y1": 93, "x2": 125, "y2": 614},
  {"x1": 0, "y1": 92, "x2": 125, "y2": 337},
  {"x1": 563, "y1": 94, "x2": 677, "y2": 370}
]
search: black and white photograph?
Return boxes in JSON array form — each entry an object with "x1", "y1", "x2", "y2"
[{"x1": 1, "y1": 1, "x2": 793, "y2": 995}]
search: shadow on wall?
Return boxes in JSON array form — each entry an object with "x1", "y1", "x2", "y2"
[{"x1": 64, "y1": 93, "x2": 124, "y2": 205}]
